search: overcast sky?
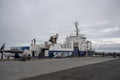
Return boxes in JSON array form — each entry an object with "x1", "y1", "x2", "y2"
[{"x1": 0, "y1": 0, "x2": 120, "y2": 49}]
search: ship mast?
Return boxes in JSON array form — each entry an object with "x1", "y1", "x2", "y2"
[{"x1": 75, "y1": 21, "x2": 80, "y2": 36}]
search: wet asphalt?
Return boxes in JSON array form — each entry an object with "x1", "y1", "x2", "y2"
[
  {"x1": 0, "y1": 57, "x2": 116, "y2": 80},
  {"x1": 22, "y1": 59, "x2": 120, "y2": 80}
]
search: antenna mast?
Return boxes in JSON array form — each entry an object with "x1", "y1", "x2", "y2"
[{"x1": 75, "y1": 21, "x2": 79, "y2": 36}]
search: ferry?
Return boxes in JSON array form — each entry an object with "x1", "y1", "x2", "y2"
[
  {"x1": 25, "y1": 21, "x2": 92, "y2": 58},
  {"x1": 0, "y1": 21, "x2": 93, "y2": 60}
]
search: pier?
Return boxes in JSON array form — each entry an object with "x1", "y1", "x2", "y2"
[{"x1": 0, "y1": 57, "x2": 116, "y2": 80}]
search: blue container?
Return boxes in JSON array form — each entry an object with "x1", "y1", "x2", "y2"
[
  {"x1": 49, "y1": 51, "x2": 54, "y2": 58},
  {"x1": 73, "y1": 48, "x2": 79, "y2": 57},
  {"x1": 21, "y1": 46, "x2": 29, "y2": 50}
]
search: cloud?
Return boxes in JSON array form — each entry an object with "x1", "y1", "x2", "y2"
[
  {"x1": 102, "y1": 27, "x2": 119, "y2": 33},
  {"x1": 0, "y1": 0, "x2": 120, "y2": 49}
]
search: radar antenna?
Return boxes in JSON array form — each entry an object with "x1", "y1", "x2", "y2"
[{"x1": 75, "y1": 21, "x2": 79, "y2": 36}]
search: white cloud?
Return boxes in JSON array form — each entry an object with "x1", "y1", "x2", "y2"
[
  {"x1": 102, "y1": 27, "x2": 119, "y2": 33},
  {"x1": 0, "y1": 0, "x2": 120, "y2": 49},
  {"x1": 90, "y1": 38, "x2": 120, "y2": 45}
]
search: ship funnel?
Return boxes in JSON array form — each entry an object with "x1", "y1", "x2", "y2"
[{"x1": 31, "y1": 39, "x2": 36, "y2": 45}]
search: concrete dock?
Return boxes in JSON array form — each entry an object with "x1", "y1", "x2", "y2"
[{"x1": 0, "y1": 57, "x2": 116, "y2": 80}]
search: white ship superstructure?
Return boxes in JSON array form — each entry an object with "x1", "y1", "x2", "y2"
[
  {"x1": 64, "y1": 35, "x2": 92, "y2": 51},
  {"x1": 63, "y1": 21, "x2": 92, "y2": 52}
]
